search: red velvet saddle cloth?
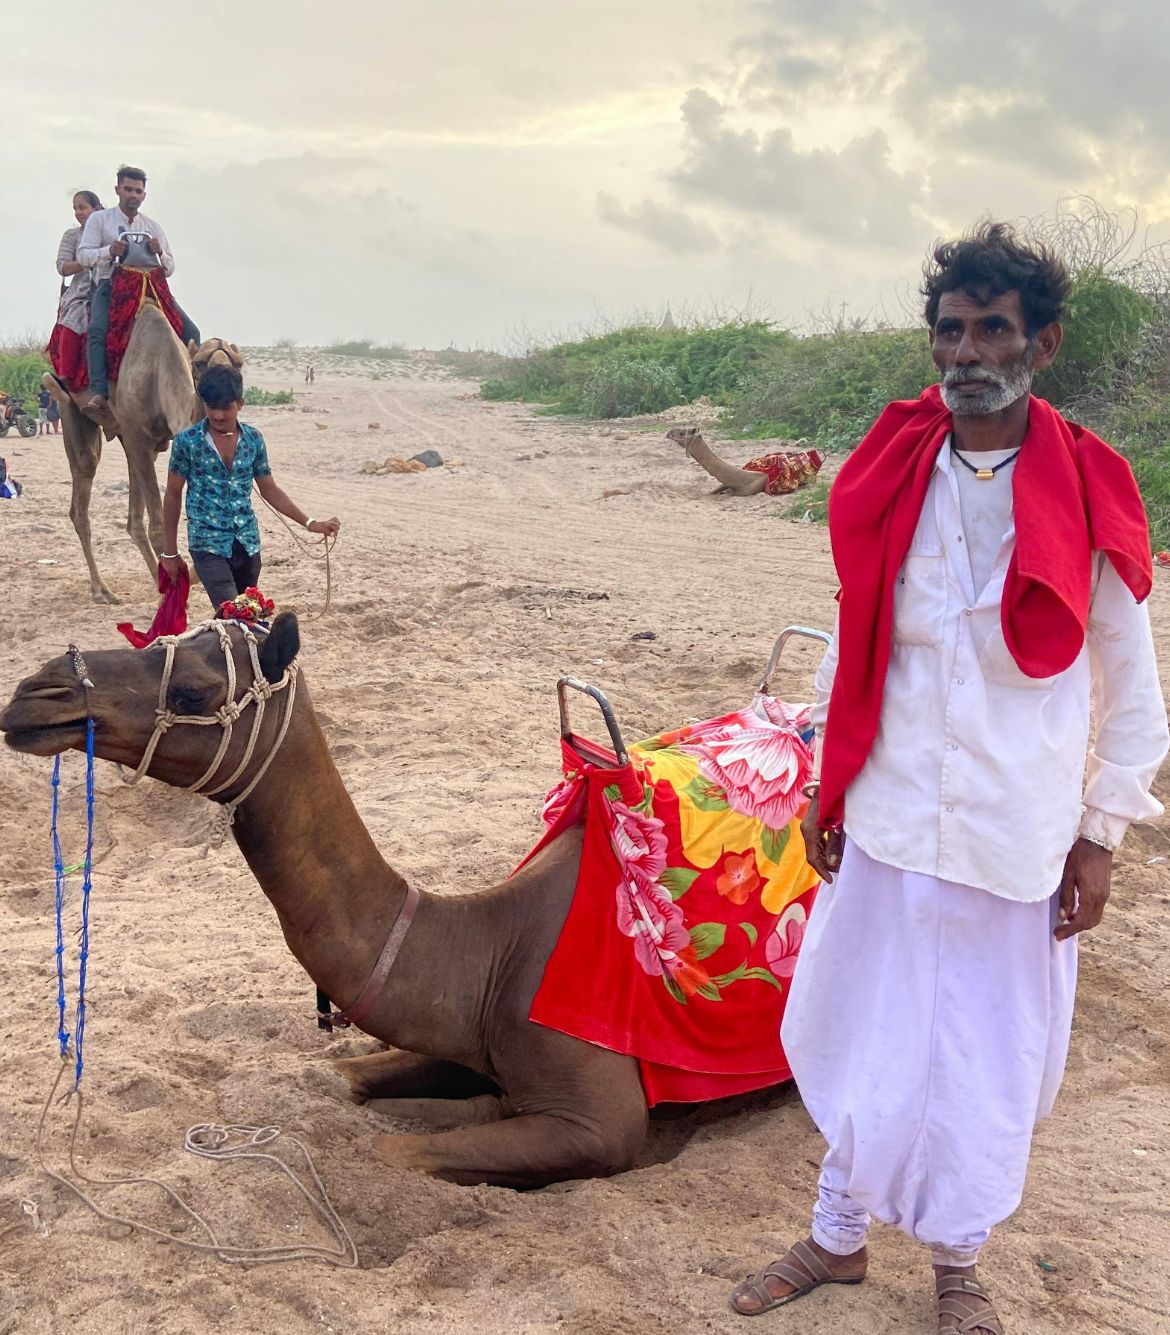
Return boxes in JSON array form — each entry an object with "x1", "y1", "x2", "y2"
[
  {"x1": 107, "y1": 267, "x2": 186, "y2": 382},
  {"x1": 519, "y1": 696, "x2": 821, "y2": 1105}
]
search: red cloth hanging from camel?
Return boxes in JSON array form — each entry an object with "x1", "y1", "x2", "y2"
[
  {"x1": 107, "y1": 267, "x2": 186, "y2": 382},
  {"x1": 520, "y1": 697, "x2": 821, "y2": 1106},
  {"x1": 45, "y1": 324, "x2": 88, "y2": 392},
  {"x1": 116, "y1": 564, "x2": 191, "y2": 648}
]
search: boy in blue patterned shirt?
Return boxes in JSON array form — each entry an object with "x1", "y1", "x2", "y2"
[{"x1": 162, "y1": 365, "x2": 340, "y2": 610}]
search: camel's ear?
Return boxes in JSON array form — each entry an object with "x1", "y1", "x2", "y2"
[{"x1": 258, "y1": 611, "x2": 300, "y2": 684}]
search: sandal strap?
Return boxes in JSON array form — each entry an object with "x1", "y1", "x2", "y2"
[
  {"x1": 936, "y1": 1274, "x2": 989, "y2": 1299},
  {"x1": 938, "y1": 1296, "x2": 1004, "y2": 1335}
]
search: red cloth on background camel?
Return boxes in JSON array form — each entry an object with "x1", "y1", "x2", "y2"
[
  {"x1": 116, "y1": 565, "x2": 190, "y2": 648},
  {"x1": 521, "y1": 696, "x2": 820, "y2": 1105},
  {"x1": 743, "y1": 447, "x2": 823, "y2": 496},
  {"x1": 106, "y1": 267, "x2": 186, "y2": 382}
]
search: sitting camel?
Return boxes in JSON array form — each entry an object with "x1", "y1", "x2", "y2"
[
  {"x1": 666, "y1": 425, "x2": 821, "y2": 497},
  {"x1": 45, "y1": 328, "x2": 245, "y2": 604},
  {"x1": 2, "y1": 614, "x2": 651, "y2": 1189}
]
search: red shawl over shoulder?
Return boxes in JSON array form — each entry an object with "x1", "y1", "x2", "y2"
[{"x1": 819, "y1": 384, "x2": 1152, "y2": 829}]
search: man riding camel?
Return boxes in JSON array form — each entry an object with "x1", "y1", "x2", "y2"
[{"x1": 78, "y1": 164, "x2": 200, "y2": 413}]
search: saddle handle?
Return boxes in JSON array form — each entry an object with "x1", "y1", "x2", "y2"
[
  {"x1": 557, "y1": 676, "x2": 629, "y2": 767},
  {"x1": 757, "y1": 624, "x2": 832, "y2": 696}
]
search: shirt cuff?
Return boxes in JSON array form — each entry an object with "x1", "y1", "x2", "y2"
[{"x1": 1078, "y1": 806, "x2": 1128, "y2": 852}]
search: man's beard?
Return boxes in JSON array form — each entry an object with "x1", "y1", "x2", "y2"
[{"x1": 940, "y1": 347, "x2": 1034, "y2": 416}]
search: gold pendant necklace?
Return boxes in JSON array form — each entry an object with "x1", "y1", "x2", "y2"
[{"x1": 951, "y1": 442, "x2": 1021, "y2": 481}]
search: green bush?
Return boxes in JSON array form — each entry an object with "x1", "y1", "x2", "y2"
[
  {"x1": 243, "y1": 387, "x2": 295, "y2": 406},
  {"x1": 478, "y1": 320, "x2": 789, "y2": 414},
  {"x1": 729, "y1": 328, "x2": 934, "y2": 448},
  {"x1": 0, "y1": 350, "x2": 51, "y2": 400},
  {"x1": 581, "y1": 353, "x2": 683, "y2": 418}
]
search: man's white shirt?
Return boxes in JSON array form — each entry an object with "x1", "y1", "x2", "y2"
[
  {"x1": 813, "y1": 435, "x2": 1167, "y2": 902},
  {"x1": 77, "y1": 207, "x2": 175, "y2": 283}
]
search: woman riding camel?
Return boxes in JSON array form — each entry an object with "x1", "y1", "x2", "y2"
[{"x1": 46, "y1": 190, "x2": 102, "y2": 391}]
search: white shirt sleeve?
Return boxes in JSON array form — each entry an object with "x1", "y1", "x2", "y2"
[
  {"x1": 1080, "y1": 558, "x2": 1169, "y2": 848},
  {"x1": 810, "y1": 611, "x2": 840, "y2": 780},
  {"x1": 152, "y1": 221, "x2": 176, "y2": 277},
  {"x1": 76, "y1": 212, "x2": 106, "y2": 269}
]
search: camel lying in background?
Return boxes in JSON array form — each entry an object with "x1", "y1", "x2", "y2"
[
  {"x1": 44, "y1": 327, "x2": 244, "y2": 604},
  {"x1": 1, "y1": 614, "x2": 648, "y2": 1189}
]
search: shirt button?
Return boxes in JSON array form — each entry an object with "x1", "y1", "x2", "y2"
[
  {"x1": 949, "y1": 743, "x2": 959, "y2": 751},
  {"x1": 956, "y1": 677, "x2": 965, "y2": 685},
  {"x1": 963, "y1": 609, "x2": 973, "y2": 617},
  {"x1": 946, "y1": 805, "x2": 955, "y2": 813}
]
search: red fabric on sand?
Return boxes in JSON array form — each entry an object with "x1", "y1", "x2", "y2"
[
  {"x1": 117, "y1": 564, "x2": 190, "y2": 648},
  {"x1": 819, "y1": 384, "x2": 1153, "y2": 829}
]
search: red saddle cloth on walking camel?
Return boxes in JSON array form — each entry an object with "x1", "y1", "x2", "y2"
[
  {"x1": 519, "y1": 695, "x2": 821, "y2": 1106},
  {"x1": 106, "y1": 266, "x2": 186, "y2": 382}
]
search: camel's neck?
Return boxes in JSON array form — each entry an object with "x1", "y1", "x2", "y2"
[{"x1": 226, "y1": 695, "x2": 510, "y2": 1065}]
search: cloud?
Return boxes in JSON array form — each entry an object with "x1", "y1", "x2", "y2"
[
  {"x1": 668, "y1": 90, "x2": 928, "y2": 249},
  {"x1": 596, "y1": 193, "x2": 720, "y2": 254}
]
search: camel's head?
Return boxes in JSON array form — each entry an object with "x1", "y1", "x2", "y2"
[
  {"x1": 665, "y1": 426, "x2": 701, "y2": 450},
  {"x1": 191, "y1": 338, "x2": 246, "y2": 383},
  {"x1": 1, "y1": 614, "x2": 301, "y2": 796}
]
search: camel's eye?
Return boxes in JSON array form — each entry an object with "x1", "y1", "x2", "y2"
[{"x1": 169, "y1": 683, "x2": 213, "y2": 715}]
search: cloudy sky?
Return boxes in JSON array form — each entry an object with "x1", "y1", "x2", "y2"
[{"x1": 6, "y1": 0, "x2": 1169, "y2": 350}]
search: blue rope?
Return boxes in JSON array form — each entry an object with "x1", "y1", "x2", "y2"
[
  {"x1": 74, "y1": 720, "x2": 96, "y2": 1087},
  {"x1": 49, "y1": 719, "x2": 96, "y2": 1088},
  {"x1": 51, "y1": 756, "x2": 70, "y2": 1059}
]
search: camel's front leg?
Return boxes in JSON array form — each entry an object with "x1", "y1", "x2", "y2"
[
  {"x1": 121, "y1": 436, "x2": 163, "y2": 579},
  {"x1": 335, "y1": 1048, "x2": 499, "y2": 1102},
  {"x1": 59, "y1": 403, "x2": 118, "y2": 604}
]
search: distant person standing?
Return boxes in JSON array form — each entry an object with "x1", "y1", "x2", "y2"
[
  {"x1": 37, "y1": 387, "x2": 51, "y2": 436},
  {"x1": 305, "y1": 365, "x2": 315, "y2": 385},
  {"x1": 47, "y1": 396, "x2": 61, "y2": 434}
]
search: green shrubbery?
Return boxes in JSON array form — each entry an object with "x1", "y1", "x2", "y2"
[
  {"x1": 479, "y1": 320, "x2": 788, "y2": 417},
  {"x1": 243, "y1": 387, "x2": 295, "y2": 406},
  {"x1": 0, "y1": 342, "x2": 50, "y2": 400}
]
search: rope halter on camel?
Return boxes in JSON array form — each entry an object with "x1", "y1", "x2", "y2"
[{"x1": 114, "y1": 620, "x2": 299, "y2": 846}]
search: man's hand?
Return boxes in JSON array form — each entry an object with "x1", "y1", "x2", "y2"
[
  {"x1": 147, "y1": 235, "x2": 162, "y2": 256},
  {"x1": 109, "y1": 239, "x2": 128, "y2": 260},
  {"x1": 159, "y1": 554, "x2": 186, "y2": 586},
  {"x1": 307, "y1": 516, "x2": 341, "y2": 537},
  {"x1": 800, "y1": 791, "x2": 846, "y2": 884},
  {"x1": 1055, "y1": 837, "x2": 1114, "y2": 940}
]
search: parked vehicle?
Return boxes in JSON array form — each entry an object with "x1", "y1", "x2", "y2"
[{"x1": 0, "y1": 396, "x2": 38, "y2": 438}]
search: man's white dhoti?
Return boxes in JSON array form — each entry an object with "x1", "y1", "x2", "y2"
[{"x1": 781, "y1": 841, "x2": 1078, "y2": 1264}]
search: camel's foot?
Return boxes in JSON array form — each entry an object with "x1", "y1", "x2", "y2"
[
  {"x1": 90, "y1": 581, "x2": 121, "y2": 605},
  {"x1": 370, "y1": 1108, "x2": 647, "y2": 1188},
  {"x1": 335, "y1": 1048, "x2": 498, "y2": 1103},
  {"x1": 365, "y1": 1093, "x2": 506, "y2": 1131}
]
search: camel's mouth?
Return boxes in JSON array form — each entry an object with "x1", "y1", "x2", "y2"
[{"x1": 2, "y1": 718, "x2": 91, "y2": 756}]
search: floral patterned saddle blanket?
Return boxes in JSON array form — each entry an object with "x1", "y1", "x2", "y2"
[{"x1": 518, "y1": 694, "x2": 821, "y2": 1105}]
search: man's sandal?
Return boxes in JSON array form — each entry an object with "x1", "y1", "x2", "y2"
[
  {"x1": 936, "y1": 1273, "x2": 1004, "y2": 1334},
  {"x1": 729, "y1": 1239, "x2": 864, "y2": 1316}
]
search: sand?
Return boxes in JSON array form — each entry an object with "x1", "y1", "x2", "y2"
[{"x1": 1, "y1": 355, "x2": 1168, "y2": 1335}]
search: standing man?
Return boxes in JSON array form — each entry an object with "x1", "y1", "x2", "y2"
[
  {"x1": 730, "y1": 224, "x2": 1167, "y2": 1332},
  {"x1": 37, "y1": 386, "x2": 51, "y2": 435},
  {"x1": 78, "y1": 164, "x2": 201, "y2": 412},
  {"x1": 161, "y1": 364, "x2": 341, "y2": 611}
]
